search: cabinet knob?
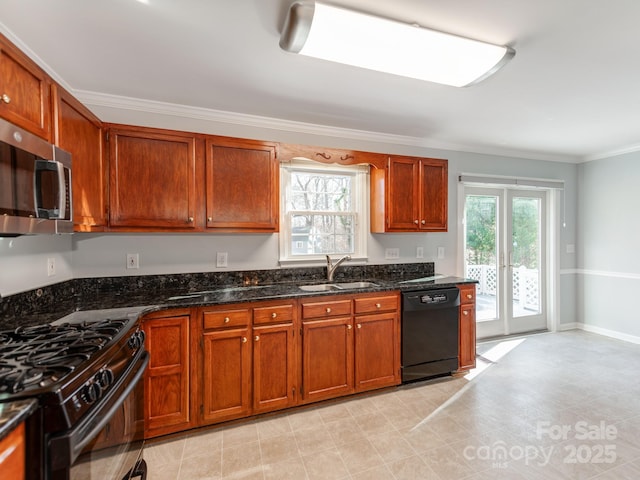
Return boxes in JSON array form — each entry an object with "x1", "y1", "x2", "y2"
[
  {"x1": 357, "y1": 324, "x2": 362, "y2": 329},
  {"x1": 271, "y1": 312, "x2": 277, "y2": 318},
  {"x1": 463, "y1": 311, "x2": 469, "y2": 316},
  {"x1": 467, "y1": 294, "x2": 473, "y2": 299},
  {"x1": 375, "y1": 303, "x2": 381, "y2": 308},
  {"x1": 1, "y1": 94, "x2": 10, "y2": 104},
  {"x1": 326, "y1": 307, "x2": 331, "y2": 313},
  {"x1": 347, "y1": 324, "x2": 352, "y2": 330},
  {"x1": 414, "y1": 220, "x2": 419, "y2": 224},
  {"x1": 224, "y1": 317, "x2": 230, "y2": 323},
  {"x1": 187, "y1": 217, "x2": 194, "y2": 223},
  {"x1": 207, "y1": 217, "x2": 212, "y2": 222},
  {"x1": 254, "y1": 335, "x2": 260, "y2": 341},
  {"x1": 242, "y1": 337, "x2": 247, "y2": 343},
  {"x1": 421, "y1": 220, "x2": 426, "y2": 225}
]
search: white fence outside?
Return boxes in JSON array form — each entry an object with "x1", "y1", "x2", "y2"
[{"x1": 466, "y1": 264, "x2": 540, "y2": 312}]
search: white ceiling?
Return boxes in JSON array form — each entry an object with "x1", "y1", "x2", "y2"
[{"x1": 2, "y1": 0, "x2": 640, "y2": 163}]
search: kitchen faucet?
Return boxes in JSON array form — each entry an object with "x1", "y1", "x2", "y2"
[{"x1": 326, "y1": 254, "x2": 351, "y2": 282}]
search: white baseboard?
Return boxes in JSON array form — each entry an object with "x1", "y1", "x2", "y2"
[
  {"x1": 576, "y1": 323, "x2": 640, "y2": 345},
  {"x1": 558, "y1": 322, "x2": 579, "y2": 331}
]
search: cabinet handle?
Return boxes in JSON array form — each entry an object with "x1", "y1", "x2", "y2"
[
  {"x1": 1, "y1": 94, "x2": 10, "y2": 104},
  {"x1": 375, "y1": 303, "x2": 381, "y2": 308},
  {"x1": 271, "y1": 312, "x2": 277, "y2": 318},
  {"x1": 207, "y1": 217, "x2": 212, "y2": 222},
  {"x1": 357, "y1": 324, "x2": 361, "y2": 329},
  {"x1": 242, "y1": 337, "x2": 247, "y2": 343},
  {"x1": 254, "y1": 335, "x2": 260, "y2": 341},
  {"x1": 326, "y1": 307, "x2": 331, "y2": 313},
  {"x1": 187, "y1": 217, "x2": 194, "y2": 223},
  {"x1": 347, "y1": 324, "x2": 352, "y2": 330},
  {"x1": 414, "y1": 220, "x2": 419, "y2": 225},
  {"x1": 224, "y1": 317, "x2": 230, "y2": 323}
]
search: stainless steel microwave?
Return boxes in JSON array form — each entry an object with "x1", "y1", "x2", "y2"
[{"x1": 0, "y1": 117, "x2": 72, "y2": 235}]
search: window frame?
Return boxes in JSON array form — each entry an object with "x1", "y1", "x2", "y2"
[{"x1": 279, "y1": 159, "x2": 368, "y2": 265}]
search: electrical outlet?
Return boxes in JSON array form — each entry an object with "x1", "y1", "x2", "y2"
[
  {"x1": 385, "y1": 248, "x2": 400, "y2": 259},
  {"x1": 47, "y1": 258, "x2": 56, "y2": 277},
  {"x1": 437, "y1": 247, "x2": 445, "y2": 259},
  {"x1": 416, "y1": 247, "x2": 424, "y2": 259},
  {"x1": 216, "y1": 252, "x2": 228, "y2": 268},
  {"x1": 126, "y1": 253, "x2": 139, "y2": 269}
]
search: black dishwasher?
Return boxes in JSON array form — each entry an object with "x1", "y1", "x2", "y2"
[{"x1": 401, "y1": 287, "x2": 461, "y2": 383}]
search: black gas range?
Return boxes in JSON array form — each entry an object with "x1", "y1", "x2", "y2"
[{"x1": 0, "y1": 316, "x2": 149, "y2": 480}]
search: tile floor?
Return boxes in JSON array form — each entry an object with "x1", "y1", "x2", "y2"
[{"x1": 144, "y1": 330, "x2": 640, "y2": 479}]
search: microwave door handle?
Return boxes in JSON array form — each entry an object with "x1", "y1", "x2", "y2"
[{"x1": 56, "y1": 160, "x2": 66, "y2": 219}]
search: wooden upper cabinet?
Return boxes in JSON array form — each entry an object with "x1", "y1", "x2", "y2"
[
  {"x1": 52, "y1": 85, "x2": 106, "y2": 231},
  {"x1": 205, "y1": 137, "x2": 278, "y2": 232},
  {"x1": 371, "y1": 156, "x2": 448, "y2": 232},
  {"x1": 108, "y1": 125, "x2": 202, "y2": 229},
  {"x1": 0, "y1": 34, "x2": 51, "y2": 140}
]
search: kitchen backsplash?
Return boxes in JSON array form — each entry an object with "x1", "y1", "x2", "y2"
[{"x1": 0, "y1": 262, "x2": 435, "y2": 329}]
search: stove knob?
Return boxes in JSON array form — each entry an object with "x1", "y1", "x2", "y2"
[
  {"x1": 96, "y1": 369, "x2": 114, "y2": 389},
  {"x1": 82, "y1": 381, "x2": 102, "y2": 404},
  {"x1": 128, "y1": 330, "x2": 146, "y2": 349}
]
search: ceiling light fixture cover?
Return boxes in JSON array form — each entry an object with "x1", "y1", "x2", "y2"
[{"x1": 279, "y1": 1, "x2": 515, "y2": 87}]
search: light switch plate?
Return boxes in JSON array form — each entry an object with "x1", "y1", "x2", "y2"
[
  {"x1": 216, "y1": 252, "x2": 228, "y2": 267},
  {"x1": 437, "y1": 247, "x2": 445, "y2": 259},
  {"x1": 416, "y1": 247, "x2": 424, "y2": 259}
]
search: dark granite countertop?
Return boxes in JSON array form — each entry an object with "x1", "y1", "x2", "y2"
[
  {"x1": 52, "y1": 274, "x2": 476, "y2": 326},
  {"x1": 1, "y1": 263, "x2": 477, "y2": 329},
  {"x1": 0, "y1": 399, "x2": 37, "y2": 441}
]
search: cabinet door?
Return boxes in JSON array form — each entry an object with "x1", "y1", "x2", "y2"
[
  {"x1": 143, "y1": 314, "x2": 191, "y2": 438},
  {"x1": 202, "y1": 327, "x2": 252, "y2": 424},
  {"x1": 302, "y1": 317, "x2": 354, "y2": 403},
  {"x1": 0, "y1": 423, "x2": 24, "y2": 480},
  {"x1": 253, "y1": 323, "x2": 297, "y2": 413},
  {"x1": 0, "y1": 35, "x2": 50, "y2": 139},
  {"x1": 354, "y1": 313, "x2": 400, "y2": 391},
  {"x1": 419, "y1": 159, "x2": 448, "y2": 231},
  {"x1": 205, "y1": 137, "x2": 278, "y2": 231},
  {"x1": 386, "y1": 157, "x2": 420, "y2": 231},
  {"x1": 108, "y1": 126, "x2": 200, "y2": 229},
  {"x1": 52, "y1": 85, "x2": 106, "y2": 230},
  {"x1": 459, "y1": 304, "x2": 477, "y2": 371}
]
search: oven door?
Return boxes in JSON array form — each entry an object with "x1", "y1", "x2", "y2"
[{"x1": 48, "y1": 351, "x2": 149, "y2": 480}]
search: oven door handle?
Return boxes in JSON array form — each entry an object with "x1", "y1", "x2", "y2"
[{"x1": 49, "y1": 351, "x2": 149, "y2": 470}]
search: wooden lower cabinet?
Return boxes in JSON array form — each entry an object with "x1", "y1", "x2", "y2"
[
  {"x1": 202, "y1": 326, "x2": 252, "y2": 423},
  {"x1": 457, "y1": 284, "x2": 477, "y2": 372},
  {"x1": 253, "y1": 322, "x2": 297, "y2": 413},
  {"x1": 302, "y1": 316, "x2": 354, "y2": 403},
  {"x1": 301, "y1": 292, "x2": 400, "y2": 404},
  {"x1": 354, "y1": 312, "x2": 400, "y2": 391},
  {"x1": 142, "y1": 310, "x2": 193, "y2": 438},
  {"x1": 198, "y1": 301, "x2": 297, "y2": 426},
  {"x1": 0, "y1": 422, "x2": 25, "y2": 480}
]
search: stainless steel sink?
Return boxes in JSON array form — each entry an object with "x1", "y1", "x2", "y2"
[{"x1": 299, "y1": 281, "x2": 378, "y2": 292}]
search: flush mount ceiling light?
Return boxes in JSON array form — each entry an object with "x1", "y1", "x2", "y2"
[{"x1": 279, "y1": 1, "x2": 515, "y2": 87}]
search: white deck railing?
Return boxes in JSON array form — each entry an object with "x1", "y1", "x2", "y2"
[{"x1": 466, "y1": 264, "x2": 539, "y2": 311}]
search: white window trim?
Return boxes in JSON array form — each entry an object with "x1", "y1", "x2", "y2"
[{"x1": 279, "y1": 159, "x2": 369, "y2": 266}]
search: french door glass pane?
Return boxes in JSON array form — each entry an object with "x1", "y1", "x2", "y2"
[
  {"x1": 511, "y1": 197, "x2": 542, "y2": 317},
  {"x1": 464, "y1": 195, "x2": 498, "y2": 321}
]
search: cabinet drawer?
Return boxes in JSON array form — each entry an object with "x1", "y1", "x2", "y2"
[
  {"x1": 458, "y1": 284, "x2": 476, "y2": 305},
  {"x1": 253, "y1": 304, "x2": 294, "y2": 325},
  {"x1": 301, "y1": 299, "x2": 352, "y2": 319},
  {"x1": 354, "y1": 295, "x2": 398, "y2": 314},
  {"x1": 203, "y1": 308, "x2": 250, "y2": 329}
]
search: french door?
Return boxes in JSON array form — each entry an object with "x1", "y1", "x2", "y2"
[{"x1": 463, "y1": 187, "x2": 547, "y2": 339}]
